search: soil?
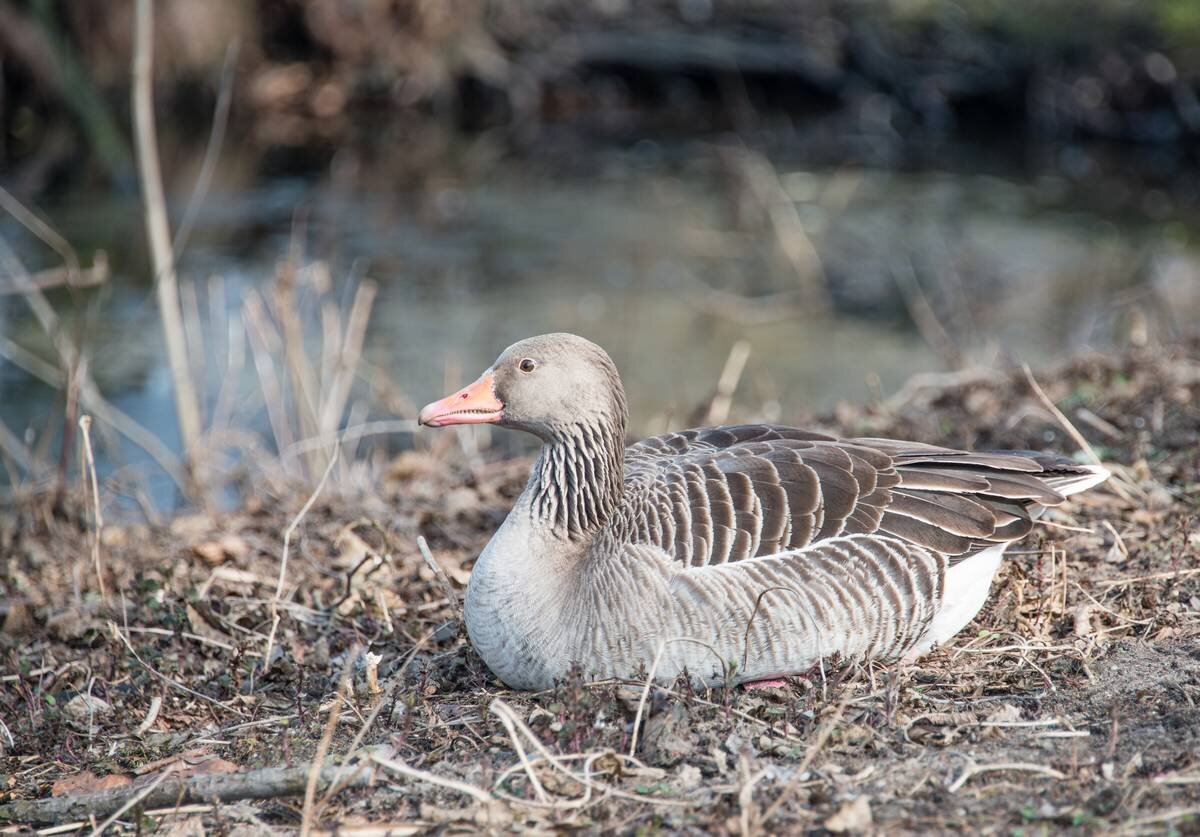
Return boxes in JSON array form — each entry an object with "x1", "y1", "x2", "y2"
[{"x1": 2, "y1": 339, "x2": 1199, "y2": 833}]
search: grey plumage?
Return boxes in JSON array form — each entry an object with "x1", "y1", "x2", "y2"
[{"x1": 420, "y1": 333, "x2": 1110, "y2": 690}]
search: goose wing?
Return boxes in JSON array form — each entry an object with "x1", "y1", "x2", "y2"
[{"x1": 621, "y1": 424, "x2": 1089, "y2": 567}]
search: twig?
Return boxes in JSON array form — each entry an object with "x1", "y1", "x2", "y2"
[
  {"x1": 135, "y1": 695, "x2": 162, "y2": 735},
  {"x1": 0, "y1": 760, "x2": 377, "y2": 825},
  {"x1": 489, "y1": 700, "x2": 550, "y2": 804},
  {"x1": 1021, "y1": 363, "x2": 1134, "y2": 501},
  {"x1": 1098, "y1": 567, "x2": 1200, "y2": 590},
  {"x1": 416, "y1": 536, "x2": 461, "y2": 614},
  {"x1": 132, "y1": 0, "x2": 203, "y2": 473},
  {"x1": 1119, "y1": 807, "x2": 1200, "y2": 834},
  {"x1": 1021, "y1": 365, "x2": 1103, "y2": 466},
  {"x1": 264, "y1": 442, "x2": 340, "y2": 672},
  {"x1": 761, "y1": 689, "x2": 853, "y2": 824},
  {"x1": 370, "y1": 754, "x2": 493, "y2": 805},
  {"x1": 109, "y1": 619, "x2": 243, "y2": 717},
  {"x1": 629, "y1": 641, "x2": 668, "y2": 758},
  {"x1": 315, "y1": 627, "x2": 434, "y2": 812},
  {"x1": 301, "y1": 651, "x2": 357, "y2": 837},
  {"x1": 489, "y1": 699, "x2": 690, "y2": 808},
  {"x1": 947, "y1": 760, "x2": 1066, "y2": 793},
  {"x1": 77, "y1": 416, "x2": 106, "y2": 602}
]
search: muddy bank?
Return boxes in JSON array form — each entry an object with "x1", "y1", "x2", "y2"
[{"x1": 1, "y1": 339, "x2": 1199, "y2": 831}]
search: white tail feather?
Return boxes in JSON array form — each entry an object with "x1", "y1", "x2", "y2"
[{"x1": 1048, "y1": 464, "x2": 1111, "y2": 497}]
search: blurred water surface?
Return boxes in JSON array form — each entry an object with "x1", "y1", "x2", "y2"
[{"x1": 2, "y1": 142, "x2": 1197, "y2": 503}]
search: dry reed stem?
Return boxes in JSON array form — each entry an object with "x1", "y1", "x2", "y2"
[
  {"x1": 0, "y1": 413, "x2": 42, "y2": 483},
  {"x1": 77, "y1": 416, "x2": 106, "y2": 602},
  {"x1": 0, "y1": 240, "x2": 187, "y2": 491},
  {"x1": 0, "y1": 251, "x2": 107, "y2": 296},
  {"x1": 1020, "y1": 363, "x2": 1132, "y2": 502},
  {"x1": 730, "y1": 148, "x2": 827, "y2": 308},
  {"x1": 707, "y1": 339, "x2": 751, "y2": 424},
  {"x1": 242, "y1": 290, "x2": 295, "y2": 463},
  {"x1": 284, "y1": 420, "x2": 420, "y2": 462},
  {"x1": 171, "y1": 41, "x2": 239, "y2": 259},
  {"x1": 264, "y1": 441, "x2": 341, "y2": 672},
  {"x1": 132, "y1": 0, "x2": 203, "y2": 472},
  {"x1": 318, "y1": 280, "x2": 377, "y2": 442}
]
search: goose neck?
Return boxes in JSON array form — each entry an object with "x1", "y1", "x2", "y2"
[{"x1": 528, "y1": 418, "x2": 624, "y2": 540}]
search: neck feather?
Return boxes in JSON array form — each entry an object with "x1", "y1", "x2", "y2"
[{"x1": 528, "y1": 415, "x2": 625, "y2": 540}]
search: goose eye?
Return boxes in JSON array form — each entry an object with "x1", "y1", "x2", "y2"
[{"x1": 518, "y1": 358, "x2": 537, "y2": 373}]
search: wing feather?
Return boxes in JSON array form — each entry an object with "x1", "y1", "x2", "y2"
[{"x1": 620, "y1": 424, "x2": 1100, "y2": 569}]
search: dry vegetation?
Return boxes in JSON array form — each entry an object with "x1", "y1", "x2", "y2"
[{"x1": 2, "y1": 337, "x2": 1198, "y2": 834}]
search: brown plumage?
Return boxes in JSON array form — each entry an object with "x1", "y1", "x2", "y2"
[{"x1": 616, "y1": 425, "x2": 1090, "y2": 567}]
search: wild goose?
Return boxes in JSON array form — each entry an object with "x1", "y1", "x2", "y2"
[{"x1": 418, "y1": 333, "x2": 1109, "y2": 691}]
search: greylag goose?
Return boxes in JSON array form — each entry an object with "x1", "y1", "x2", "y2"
[{"x1": 418, "y1": 333, "x2": 1109, "y2": 691}]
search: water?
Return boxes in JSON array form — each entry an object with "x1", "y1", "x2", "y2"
[{"x1": 2, "y1": 143, "x2": 1197, "y2": 506}]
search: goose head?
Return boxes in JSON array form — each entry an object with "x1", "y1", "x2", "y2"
[{"x1": 419, "y1": 333, "x2": 628, "y2": 443}]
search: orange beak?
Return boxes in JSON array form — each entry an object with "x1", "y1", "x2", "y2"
[{"x1": 418, "y1": 371, "x2": 504, "y2": 427}]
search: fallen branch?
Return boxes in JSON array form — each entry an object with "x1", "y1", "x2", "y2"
[{"x1": 0, "y1": 760, "x2": 377, "y2": 826}]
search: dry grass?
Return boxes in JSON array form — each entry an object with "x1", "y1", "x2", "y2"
[{"x1": 1, "y1": 339, "x2": 1199, "y2": 833}]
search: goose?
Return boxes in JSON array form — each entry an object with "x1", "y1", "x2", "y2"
[{"x1": 418, "y1": 333, "x2": 1109, "y2": 691}]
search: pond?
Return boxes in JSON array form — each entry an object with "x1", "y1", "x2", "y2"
[{"x1": 1, "y1": 141, "x2": 1197, "y2": 507}]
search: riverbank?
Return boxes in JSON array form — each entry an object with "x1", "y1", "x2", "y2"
[{"x1": 2, "y1": 338, "x2": 1198, "y2": 831}]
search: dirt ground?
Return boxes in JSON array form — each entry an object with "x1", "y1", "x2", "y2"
[{"x1": 2, "y1": 340, "x2": 1199, "y2": 834}]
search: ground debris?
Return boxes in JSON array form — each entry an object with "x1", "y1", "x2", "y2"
[{"x1": 2, "y1": 341, "x2": 1199, "y2": 832}]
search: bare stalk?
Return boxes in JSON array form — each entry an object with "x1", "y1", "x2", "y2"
[
  {"x1": 132, "y1": 0, "x2": 203, "y2": 480},
  {"x1": 78, "y1": 416, "x2": 107, "y2": 602}
]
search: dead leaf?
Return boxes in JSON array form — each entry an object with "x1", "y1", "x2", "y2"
[
  {"x1": 984, "y1": 703, "x2": 1022, "y2": 724},
  {"x1": 163, "y1": 817, "x2": 206, "y2": 837},
  {"x1": 1, "y1": 600, "x2": 34, "y2": 635},
  {"x1": 186, "y1": 603, "x2": 234, "y2": 645},
  {"x1": 193, "y1": 541, "x2": 226, "y2": 566},
  {"x1": 52, "y1": 770, "x2": 132, "y2": 796},
  {"x1": 170, "y1": 513, "x2": 212, "y2": 542},
  {"x1": 825, "y1": 796, "x2": 872, "y2": 833},
  {"x1": 64, "y1": 693, "x2": 112, "y2": 720},
  {"x1": 178, "y1": 757, "x2": 239, "y2": 778},
  {"x1": 134, "y1": 746, "x2": 212, "y2": 775},
  {"x1": 219, "y1": 533, "x2": 249, "y2": 560}
]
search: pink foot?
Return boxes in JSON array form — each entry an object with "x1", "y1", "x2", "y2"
[{"x1": 742, "y1": 677, "x2": 788, "y2": 690}]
